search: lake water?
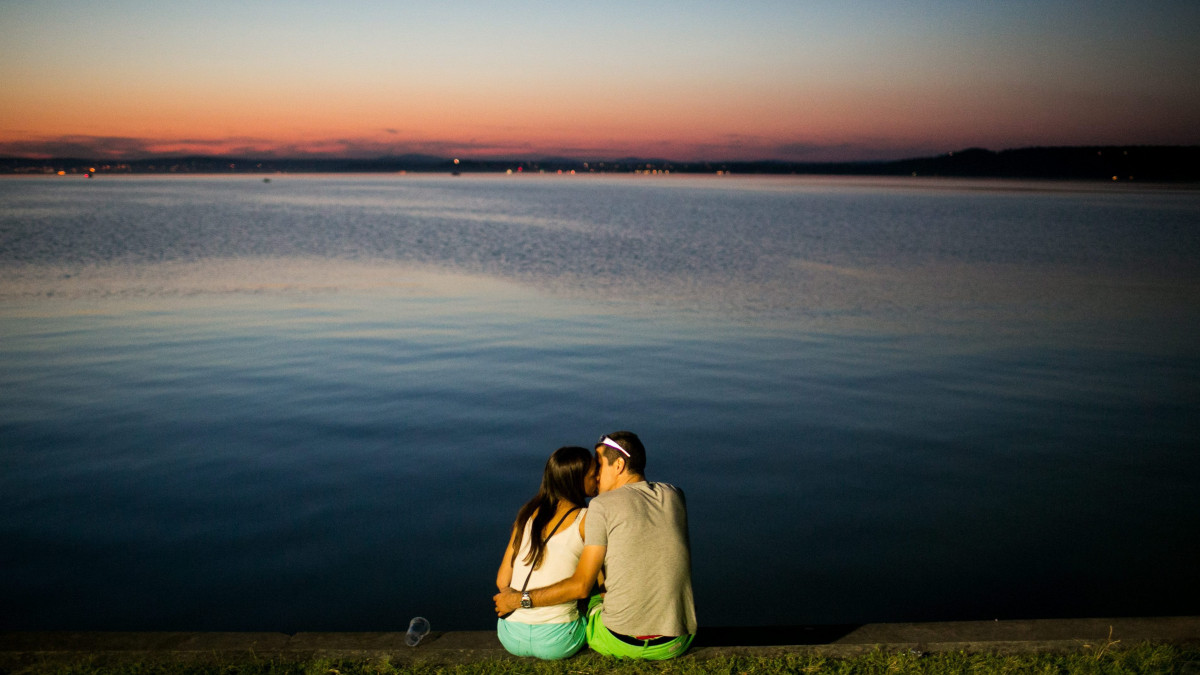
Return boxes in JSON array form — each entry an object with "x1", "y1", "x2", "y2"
[{"x1": 2, "y1": 174, "x2": 1198, "y2": 632}]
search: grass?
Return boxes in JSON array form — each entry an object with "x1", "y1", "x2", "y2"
[{"x1": 6, "y1": 644, "x2": 1198, "y2": 675}]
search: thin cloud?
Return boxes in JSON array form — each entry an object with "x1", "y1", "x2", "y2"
[
  {"x1": 772, "y1": 140, "x2": 949, "y2": 163},
  {"x1": 0, "y1": 135, "x2": 157, "y2": 159},
  {"x1": 0, "y1": 135, "x2": 282, "y2": 159},
  {"x1": 2, "y1": 133, "x2": 954, "y2": 163}
]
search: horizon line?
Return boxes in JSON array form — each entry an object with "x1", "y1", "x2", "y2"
[{"x1": 4, "y1": 143, "x2": 1200, "y2": 167}]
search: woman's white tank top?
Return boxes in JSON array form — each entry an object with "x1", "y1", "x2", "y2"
[{"x1": 506, "y1": 508, "x2": 586, "y2": 624}]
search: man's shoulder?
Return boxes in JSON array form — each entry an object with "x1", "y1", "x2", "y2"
[
  {"x1": 651, "y1": 481, "x2": 683, "y2": 495},
  {"x1": 590, "y1": 487, "x2": 623, "y2": 508},
  {"x1": 640, "y1": 480, "x2": 684, "y2": 497},
  {"x1": 595, "y1": 481, "x2": 685, "y2": 505},
  {"x1": 652, "y1": 481, "x2": 687, "y2": 508}
]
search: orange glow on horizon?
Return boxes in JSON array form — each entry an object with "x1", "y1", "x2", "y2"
[{"x1": 3, "y1": 2, "x2": 1197, "y2": 162}]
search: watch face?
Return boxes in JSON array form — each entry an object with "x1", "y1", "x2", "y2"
[{"x1": 521, "y1": 593, "x2": 532, "y2": 609}]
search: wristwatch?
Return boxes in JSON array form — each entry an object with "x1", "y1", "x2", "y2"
[{"x1": 520, "y1": 591, "x2": 532, "y2": 609}]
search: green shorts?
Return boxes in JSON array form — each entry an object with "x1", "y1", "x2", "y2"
[
  {"x1": 496, "y1": 616, "x2": 586, "y2": 660},
  {"x1": 584, "y1": 595, "x2": 694, "y2": 660}
]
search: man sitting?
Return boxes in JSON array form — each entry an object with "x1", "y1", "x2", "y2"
[{"x1": 494, "y1": 430, "x2": 696, "y2": 659}]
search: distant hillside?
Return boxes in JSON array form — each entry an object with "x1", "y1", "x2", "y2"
[
  {"x1": 879, "y1": 146, "x2": 1200, "y2": 182},
  {"x1": 2, "y1": 145, "x2": 1198, "y2": 181}
]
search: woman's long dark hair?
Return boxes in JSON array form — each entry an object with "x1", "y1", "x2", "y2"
[{"x1": 510, "y1": 446, "x2": 592, "y2": 570}]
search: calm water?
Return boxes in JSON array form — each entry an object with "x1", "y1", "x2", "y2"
[{"x1": 2, "y1": 174, "x2": 1198, "y2": 631}]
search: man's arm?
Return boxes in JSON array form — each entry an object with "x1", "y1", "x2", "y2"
[{"x1": 493, "y1": 544, "x2": 605, "y2": 616}]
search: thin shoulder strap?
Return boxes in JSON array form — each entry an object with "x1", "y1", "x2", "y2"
[
  {"x1": 548, "y1": 505, "x2": 581, "y2": 539},
  {"x1": 518, "y1": 505, "x2": 581, "y2": 593}
]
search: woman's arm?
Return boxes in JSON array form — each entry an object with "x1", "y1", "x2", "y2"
[{"x1": 495, "y1": 523, "x2": 518, "y2": 592}]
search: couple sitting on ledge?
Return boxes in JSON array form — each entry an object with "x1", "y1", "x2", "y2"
[{"x1": 492, "y1": 430, "x2": 696, "y2": 660}]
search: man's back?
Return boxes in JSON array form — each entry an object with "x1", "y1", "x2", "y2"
[{"x1": 585, "y1": 481, "x2": 697, "y2": 637}]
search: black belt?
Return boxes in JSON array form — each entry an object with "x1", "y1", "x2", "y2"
[{"x1": 608, "y1": 630, "x2": 676, "y2": 647}]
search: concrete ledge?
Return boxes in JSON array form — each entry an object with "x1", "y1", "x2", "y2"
[
  {"x1": 688, "y1": 616, "x2": 1200, "y2": 658},
  {"x1": 2, "y1": 616, "x2": 1197, "y2": 666}
]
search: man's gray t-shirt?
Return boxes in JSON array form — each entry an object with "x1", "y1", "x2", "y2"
[{"x1": 585, "y1": 481, "x2": 697, "y2": 637}]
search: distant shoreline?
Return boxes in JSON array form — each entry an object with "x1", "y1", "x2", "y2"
[{"x1": 3, "y1": 145, "x2": 1199, "y2": 182}]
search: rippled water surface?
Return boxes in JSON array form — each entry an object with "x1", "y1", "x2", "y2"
[{"x1": 2, "y1": 175, "x2": 1198, "y2": 630}]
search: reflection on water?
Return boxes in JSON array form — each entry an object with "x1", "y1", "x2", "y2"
[
  {"x1": 1, "y1": 175, "x2": 1198, "y2": 630},
  {"x1": 5, "y1": 175, "x2": 1197, "y2": 335},
  {"x1": 0, "y1": 258, "x2": 536, "y2": 308}
]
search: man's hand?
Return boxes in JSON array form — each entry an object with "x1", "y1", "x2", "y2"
[
  {"x1": 492, "y1": 545, "x2": 607, "y2": 617},
  {"x1": 493, "y1": 588, "x2": 521, "y2": 616}
]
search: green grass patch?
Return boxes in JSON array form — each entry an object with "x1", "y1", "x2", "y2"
[{"x1": 7, "y1": 644, "x2": 1199, "y2": 675}]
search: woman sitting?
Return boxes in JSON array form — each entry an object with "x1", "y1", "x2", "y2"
[{"x1": 495, "y1": 445, "x2": 597, "y2": 659}]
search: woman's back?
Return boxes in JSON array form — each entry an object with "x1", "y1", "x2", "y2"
[{"x1": 507, "y1": 508, "x2": 586, "y2": 624}]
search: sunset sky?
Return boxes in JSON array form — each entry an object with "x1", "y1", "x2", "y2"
[{"x1": 2, "y1": 1, "x2": 1199, "y2": 162}]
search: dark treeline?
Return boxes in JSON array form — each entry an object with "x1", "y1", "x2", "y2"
[{"x1": 3, "y1": 145, "x2": 1198, "y2": 181}]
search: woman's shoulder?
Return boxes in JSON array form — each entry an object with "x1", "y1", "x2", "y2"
[
  {"x1": 575, "y1": 506, "x2": 588, "y2": 537},
  {"x1": 574, "y1": 506, "x2": 588, "y2": 523}
]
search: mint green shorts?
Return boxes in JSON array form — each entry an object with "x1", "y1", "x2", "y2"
[
  {"x1": 584, "y1": 595, "x2": 694, "y2": 660},
  {"x1": 496, "y1": 616, "x2": 586, "y2": 660}
]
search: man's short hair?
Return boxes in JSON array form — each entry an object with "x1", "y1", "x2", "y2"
[{"x1": 596, "y1": 430, "x2": 646, "y2": 476}]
